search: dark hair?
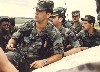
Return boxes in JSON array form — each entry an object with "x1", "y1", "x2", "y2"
[
  {"x1": 0, "y1": 18, "x2": 9, "y2": 25},
  {"x1": 46, "y1": 9, "x2": 53, "y2": 14}
]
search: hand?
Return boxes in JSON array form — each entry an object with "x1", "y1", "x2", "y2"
[
  {"x1": 6, "y1": 44, "x2": 16, "y2": 51},
  {"x1": 30, "y1": 60, "x2": 45, "y2": 68}
]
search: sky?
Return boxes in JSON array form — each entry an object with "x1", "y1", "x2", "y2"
[{"x1": 0, "y1": 0, "x2": 97, "y2": 20}]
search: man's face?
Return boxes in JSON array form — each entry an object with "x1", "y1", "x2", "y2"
[
  {"x1": 72, "y1": 15, "x2": 80, "y2": 23},
  {"x1": 50, "y1": 16, "x2": 59, "y2": 26},
  {"x1": 35, "y1": 9, "x2": 51, "y2": 23},
  {"x1": 82, "y1": 21, "x2": 91, "y2": 31},
  {"x1": 0, "y1": 22, "x2": 9, "y2": 31}
]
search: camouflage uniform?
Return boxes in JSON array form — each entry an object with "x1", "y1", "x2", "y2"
[
  {"x1": 77, "y1": 15, "x2": 100, "y2": 48},
  {"x1": 62, "y1": 20, "x2": 72, "y2": 28},
  {"x1": 7, "y1": 1, "x2": 64, "y2": 72},
  {"x1": 96, "y1": 0, "x2": 100, "y2": 26},
  {"x1": 69, "y1": 22, "x2": 82, "y2": 34},
  {"x1": 50, "y1": 7, "x2": 79, "y2": 51},
  {"x1": 0, "y1": 18, "x2": 11, "y2": 52},
  {"x1": 58, "y1": 26, "x2": 78, "y2": 51},
  {"x1": 77, "y1": 29, "x2": 100, "y2": 48},
  {"x1": 10, "y1": 20, "x2": 64, "y2": 72},
  {"x1": 69, "y1": 10, "x2": 82, "y2": 34},
  {"x1": 13, "y1": 20, "x2": 64, "y2": 59},
  {"x1": 95, "y1": 0, "x2": 100, "y2": 14}
]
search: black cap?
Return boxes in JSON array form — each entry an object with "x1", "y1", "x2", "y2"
[
  {"x1": 51, "y1": 7, "x2": 66, "y2": 18},
  {"x1": 72, "y1": 10, "x2": 80, "y2": 16},
  {"x1": 35, "y1": 1, "x2": 54, "y2": 11},
  {"x1": 81, "y1": 15, "x2": 95, "y2": 24}
]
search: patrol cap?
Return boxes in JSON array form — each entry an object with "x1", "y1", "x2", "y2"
[
  {"x1": 81, "y1": 15, "x2": 95, "y2": 24},
  {"x1": 72, "y1": 10, "x2": 80, "y2": 16},
  {"x1": 51, "y1": 7, "x2": 66, "y2": 18},
  {"x1": 36, "y1": 0, "x2": 54, "y2": 11}
]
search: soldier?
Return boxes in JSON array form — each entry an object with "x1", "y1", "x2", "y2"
[
  {"x1": 9, "y1": 18, "x2": 18, "y2": 35},
  {"x1": 95, "y1": 0, "x2": 100, "y2": 27},
  {"x1": 95, "y1": 0, "x2": 100, "y2": 14},
  {"x1": 0, "y1": 18, "x2": 11, "y2": 52},
  {"x1": 70, "y1": 10, "x2": 82, "y2": 34},
  {"x1": 6, "y1": 1, "x2": 64, "y2": 72},
  {"x1": 77, "y1": 15, "x2": 100, "y2": 48},
  {"x1": 50, "y1": 7, "x2": 78, "y2": 51}
]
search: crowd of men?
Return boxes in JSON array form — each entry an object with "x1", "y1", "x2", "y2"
[{"x1": 0, "y1": 0, "x2": 100, "y2": 72}]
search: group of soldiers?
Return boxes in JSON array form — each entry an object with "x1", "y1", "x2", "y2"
[{"x1": 0, "y1": 0, "x2": 100, "y2": 72}]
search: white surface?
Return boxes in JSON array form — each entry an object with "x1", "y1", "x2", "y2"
[{"x1": 33, "y1": 45, "x2": 100, "y2": 72}]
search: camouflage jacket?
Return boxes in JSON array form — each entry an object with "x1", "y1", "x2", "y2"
[
  {"x1": 77, "y1": 29, "x2": 100, "y2": 48},
  {"x1": 69, "y1": 21, "x2": 82, "y2": 34},
  {"x1": 58, "y1": 26, "x2": 78, "y2": 51},
  {"x1": 12, "y1": 20, "x2": 64, "y2": 60},
  {"x1": 62, "y1": 20, "x2": 72, "y2": 28}
]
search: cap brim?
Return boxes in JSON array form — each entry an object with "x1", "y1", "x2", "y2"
[
  {"x1": 81, "y1": 18, "x2": 88, "y2": 21},
  {"x1": 33, "y1": 6, "x2": 46, "y2": 11}
]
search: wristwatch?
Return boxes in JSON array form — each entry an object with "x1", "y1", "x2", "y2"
[{"x1": 43, "y1": 59, "x2": 48, "y2": 66}]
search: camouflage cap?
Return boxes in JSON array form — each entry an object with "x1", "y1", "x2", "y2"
[
  {"x1": 72, "y1": 10, "x2": 80, "y2": 16},
  {"x1": 51, "y1": 7, "x2": 66, "y2": 18},
  {"x1": 81, "y1": 15, "x2": 95, "y2": 24},
  {"x1": 36, "y1": 0, "x2": 54, "y2": 11}
]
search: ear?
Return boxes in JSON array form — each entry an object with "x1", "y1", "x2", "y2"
[
  {"x1": 47, "y1": 13, "x2": 52, "y2": 19},
  {"x1": 59, "y1": 17, "x2": 63, "y2": 23},
  {"x1": 91, "y1": 23, "x2": 94, "y2": 27}
]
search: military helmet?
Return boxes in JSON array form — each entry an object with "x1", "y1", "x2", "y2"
[
  {"x1": 81, "y1": 15, "x2": 95, "y2": 24},
  {"x1": 51, "y1": 7, "x2": 66, "y2": 18},
  {"x1": 72, "y1": 10, "x2": 80, "y2": 16},
  {"x1": 36, "y1": 0, "x2": 54, "y2": 11}
]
